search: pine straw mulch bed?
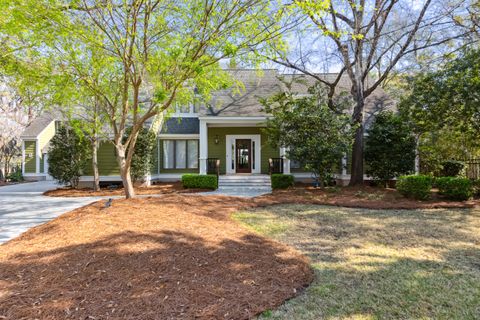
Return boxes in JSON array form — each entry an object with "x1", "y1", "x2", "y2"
[
  {"x1": 0, "y1": 194, "x2": 313, "y2": 320},
  {"x1": 43, "y1": 182, "x2": 208, "y2": 197},
  {"x1": 256, "y1": 185, "x2": 480, "y2": 210}
]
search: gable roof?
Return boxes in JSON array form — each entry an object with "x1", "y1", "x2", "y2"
[
  {"x1": 20, "y1": 114, "x2": 55, "y2": 138},
  {"x1": 200, "y1": 69, "x2": 395, "y2": 126}
]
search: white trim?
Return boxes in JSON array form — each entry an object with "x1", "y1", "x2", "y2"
[
  {"x1": 169, "y1": 113, "x2": 199, "y2": 118},
  {"x1": 79, "y1": 175, "x2": 123, "y2": 182},
  {"x1": 199, "y1": 120, "x2": 208, "y2": 174},
  {"x1": 157, "y1": 138, "x2": 161, "y2": 174},
  {"x1": 35, "y1": 138, "x2": 40, "y2": 174},
  {"x1": 152, "y1": 173, "x2": 184, "y2": 179},
  {"x1": 208, "y1": 123, "x2": 267, "y2": 128},
  {"x1": 198, "y1": 116, "x2": 267, "y2": 123},
  {"x1": 342, "y1": 154, "x2": 348, "y2": 175},
  {"x1": 23, "y1": 173, "x2": 47, "y2": 177},
  {"x1": 158, "y1": 134, "x2": 200, "y2": 139},
  {"x1": 280, "y1": 147, "x2": 291, "y2": 174},
  {"x1": 21, "y1": 140, "x2": 25, "y2": 174},
  {"x1": 226, "y1": 134, "x2": 261, "y2": 174}
]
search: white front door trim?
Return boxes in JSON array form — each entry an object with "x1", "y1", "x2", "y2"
[{"x1": 226, "y1": 134, "x2": 261, "y2": 174}]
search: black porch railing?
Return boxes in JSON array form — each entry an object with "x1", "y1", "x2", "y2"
[
  {"x1": 269, "y1": 158, "x2": 284, "y2": 175},
  {"x1": 207, "y1": 158, "x2": 220, "y2": 177}
]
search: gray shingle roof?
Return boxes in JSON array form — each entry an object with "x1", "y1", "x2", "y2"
[
  {"x1": 160, "y1": 117, "x2": 199, "y2": 134},
  {"x1": 199, "y1": 69, "x2": 395, "y2": 121},
  {"x1": 20, "y1": 114, "x2": 55, "y2": 138}
]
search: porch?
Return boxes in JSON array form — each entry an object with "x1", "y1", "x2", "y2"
[{"x1": 197, "y1": 117, "x2": 290, "y2": 176}]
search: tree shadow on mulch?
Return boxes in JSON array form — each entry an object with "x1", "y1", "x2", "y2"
[{"x1": 0, "y1": 218, "x2": 312, "y2": 319}]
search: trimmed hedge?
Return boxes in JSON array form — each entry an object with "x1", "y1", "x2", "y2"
[
  {"x1": 436, "y1": 176, "x2": 473, "y2": 201},
  {"x1": 396, "y1": 175, "x2": 433, "y2": 200},
  {"x1": 271, "y1": 174, "x2": 294, "y2": 189},
  {"x1": 181, "y1": 174, "x2": 218, "y2": 190}
]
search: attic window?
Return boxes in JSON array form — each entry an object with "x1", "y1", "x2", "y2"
[{"x1": 175, "y1": 102, "x2": 199, "y2": 114}]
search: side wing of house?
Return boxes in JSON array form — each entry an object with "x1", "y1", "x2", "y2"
[{"x1": 20, "y1": 114, "x2": 56, "y2": 181}]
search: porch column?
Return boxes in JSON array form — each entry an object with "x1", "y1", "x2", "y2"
[
  {"x1": 199, "y1": 119, "x2": 208, "y2": 175},
  {"x1": 21, "y1": 140, "x2": 25, "y2": 175},
  {"x1": 342, "y1": 153, "x2": 347, "y2": 176},
  {"x1": 280, "y1": 147, "x2": 290, "y2": 174},
  {"x1": 35, "y1": 139, "x2": 40, "y2": 174}
]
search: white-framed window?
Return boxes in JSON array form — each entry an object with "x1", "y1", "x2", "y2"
[
  {"x1": 174, "y1": 102, "x2": 200, "y2": 114},
  {"x1": 163, "y1": 139, "x2": 199, "y2": 169}
]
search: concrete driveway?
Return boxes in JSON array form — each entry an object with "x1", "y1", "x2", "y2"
[{"x1": 0, "y1": 181, "x2": 104, "y2": 244}]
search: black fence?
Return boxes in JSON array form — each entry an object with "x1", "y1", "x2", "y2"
[{"x1": 465, "y1": 158, "x2": 480, "y2": 180}]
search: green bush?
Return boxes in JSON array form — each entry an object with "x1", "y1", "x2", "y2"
[
  {"x1": 440, "y1": 160, "x2": 464, "y2": 177},
  {"x1": 124, "y1": 127, "x2": 156, "y2": 182},
  {"x1": 48, "y1": 126, "x2": 90, "y2": 188},
  {"x1": 271, "y1": 174, "x2": 294, "y2": 189},
  {"x1": 436, "y1": 176, "x2": 473, "y2": 201},
  {"x1": 365, "y1": 111, "x2": 416, "y2": 185},
  {"x1": 396, "y1": 175, "x2": 433, "y2": 200},
  {"x1": 181, "y1": 174, "x2": 218, "y2": 190},
  {"x1": 7, "y1": 170, "x2": 23, "y2": 182}
]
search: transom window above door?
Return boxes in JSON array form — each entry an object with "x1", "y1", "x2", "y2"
[{"x1": 163, "y1": 140, "x2": 198, "y2": 169}]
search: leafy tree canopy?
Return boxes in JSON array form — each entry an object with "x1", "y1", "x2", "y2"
[
  {"x1": 365, "y1": 111, "x2": 416, "y2": 185},
  {"x1": 48, "y1": 125, "x2": 90, "y2": 188},
  {"x1": 399, "y1": 49, "x2": 480, "y2": 168},
  {"x1": 262, "y1": 82, "x2": 354, "y2": 186}
]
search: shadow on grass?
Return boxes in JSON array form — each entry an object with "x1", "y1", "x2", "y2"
[
  {"x1": 0, "y1": 230, "x2": 312, "y2": 319},
  {"x1": 235, "y1": 205, "x2": 480, "y2": 319}
]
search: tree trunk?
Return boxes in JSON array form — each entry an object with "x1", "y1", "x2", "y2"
[
  {"x1": 116, "y1": 146, "x2": 135, "y2": 199},
  {"x1": 349, "y1": 97, "x2": 365, "y2": 186},
  {"x1": 92, "y1": 138, "x2": 100, "y2": 192}
]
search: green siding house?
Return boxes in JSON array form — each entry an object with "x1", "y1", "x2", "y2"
[{"x1": 20, "y1": 69, "x2": 393, "y2": 185}]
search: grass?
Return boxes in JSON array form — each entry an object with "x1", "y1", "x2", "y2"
[{"x1": 233, "y1": 204, "x2": 480, "y2": 319}]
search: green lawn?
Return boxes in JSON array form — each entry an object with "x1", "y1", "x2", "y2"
[{"x1": 233, "y1": 204, "x2": 480, "y2": 320}]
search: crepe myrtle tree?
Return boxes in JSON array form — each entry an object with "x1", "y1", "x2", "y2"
[
  {"x1": 262, "y1": 82, "x2": 354, "y2": 187},
  {"x1": 8, "y1": 0, "x2": 294, "y2": 198}
]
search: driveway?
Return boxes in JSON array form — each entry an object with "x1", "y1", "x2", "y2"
[{"x1": 0, "y1": 181, "x2": 103, "y2": 244}]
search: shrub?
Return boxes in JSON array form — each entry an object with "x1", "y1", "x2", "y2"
[
  {"x1": 48, "y1": 126, "x2": 90, "y2": 188},
  {"x1": 440, "y1": 160, "x2": 464, "y2": 177},
  {"x1": 7, "y1": 170, "x2": 23, "y2": 182},
  {"x1": 181, "y1": 174, "x2": 218, "y2": 190},
  {"x1": 271, "y1": 174, "x2": 294, "y2": 189},
  {"x1": 124, "y1": 127, "x2": 156, "y2": 182},
  {"x1": 436, "y1": 176, "x2": 473, "y2": 201},
  {"x1": 396, "y1": 175, "x2": 433, "y2": 200},
  {"x1": 364, "y1": 111, "x2": 416, "y2": 186}
]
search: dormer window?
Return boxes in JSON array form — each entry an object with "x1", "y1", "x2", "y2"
[{"x1": 174, "y1": 102, "x2": 200, "y2": 115}]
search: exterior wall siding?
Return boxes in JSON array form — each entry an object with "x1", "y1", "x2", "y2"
[
  {"x1": 24, "y1": 141, "x2": 37, "y2": 173},
  {"x1": 207, "y1": 127, "x2": 279, "y2": 174},
  {"x1": 84, "y1": 141, "x2": 120, "y2": 176},
  {"x1": 38, "y1": 121, "x2": 56, "y2": 152}
]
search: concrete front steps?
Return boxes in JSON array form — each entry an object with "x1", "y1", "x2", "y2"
[{"x1": 216, "y1": 174, "x2": 272, "y2": 196}]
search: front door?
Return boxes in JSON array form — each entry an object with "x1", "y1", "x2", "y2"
[{"x1": 235, "y1": 139, "x2": 251, "y2": 173}]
